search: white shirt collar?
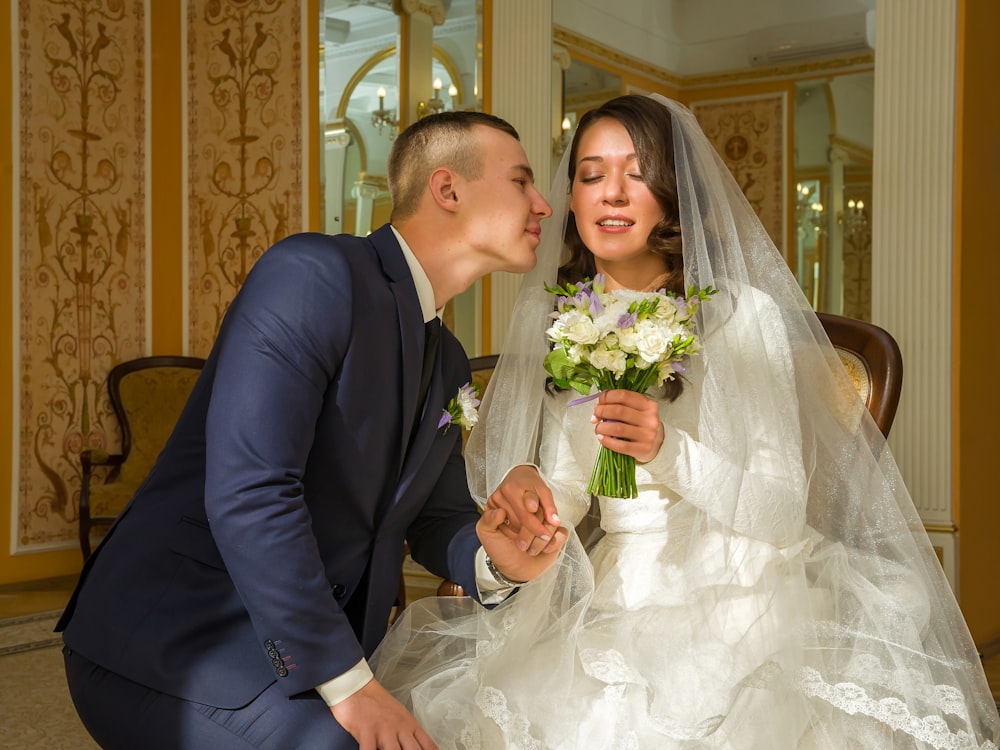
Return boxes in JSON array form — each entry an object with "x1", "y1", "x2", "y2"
[{"x1": 390, "y1": 225, "x2": 440, "y2": 324}]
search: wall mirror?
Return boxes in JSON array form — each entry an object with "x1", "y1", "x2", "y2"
[
  {"x1": 556, "y1": 58, "x2": 621, "y2": 170},
  {"x1": 319, "y1": 0, "x2": 484, "y2": 352},
  {"x1": 794, "y1": 71, "x2": 873, "y2": 319},
  {"x1": 320, "y1": 0, "x2": 481, "y2": 239}
]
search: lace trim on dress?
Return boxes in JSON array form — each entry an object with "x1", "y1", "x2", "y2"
[
  {"x1": 474, "y1": 686, "x2": 543, "y2": 749},
  {"x1": 796, "y1": 666, "x2": 1000, "y2": 750}
]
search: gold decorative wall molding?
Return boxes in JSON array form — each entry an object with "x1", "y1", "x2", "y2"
[
  {"x1": 15, "y1": 0, "x2": 147, "y2": 551},
  {"x1": 555, "y1": 26, "x2": 872, "y2": 94},
  {"x1": 554, "y1": 27, "x2": 681, "y2": 89},
  {"x1": 186, "y1": 0, "x2": 304, "y2": 355}
]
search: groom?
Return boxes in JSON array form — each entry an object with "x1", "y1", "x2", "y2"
[{"x1": 57, "y1": 111, "x2": 561, "y2": 749}]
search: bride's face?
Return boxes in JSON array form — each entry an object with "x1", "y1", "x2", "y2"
[{"x1": 569, "y1": 118, "x2": 666, "y2": 287}]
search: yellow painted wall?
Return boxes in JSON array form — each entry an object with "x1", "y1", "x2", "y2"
[{"x1": 954, "y1": 0, "x2": 1000, "y2": 646}]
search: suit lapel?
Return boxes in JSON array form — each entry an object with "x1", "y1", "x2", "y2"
[{"x1": 370, "y1": 225, "x2": 426, "y2": 467}]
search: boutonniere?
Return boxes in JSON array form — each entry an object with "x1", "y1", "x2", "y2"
[{"x1": 438, "y1": 382, "x2": 481, "y2": 432}]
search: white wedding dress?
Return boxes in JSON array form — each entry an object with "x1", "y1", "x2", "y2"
[{"x1": 375, "y1": 354, "x2": 995, "y2": 749}]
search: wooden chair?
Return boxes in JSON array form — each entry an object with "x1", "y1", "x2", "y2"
[
  {"x1": 817, "y1": 312, "x2": 904, "y2": 438},
  {"x1": 79, "y1": 355, "x2": 205, "y2": 559}
]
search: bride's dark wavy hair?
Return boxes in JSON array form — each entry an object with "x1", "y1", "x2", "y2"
[
  {"x1": 559, "y1": 95, "x2": 685, "y2": 298},
  {"x1": 556, "y1": 95, "x2": 687, "y2": 402}
]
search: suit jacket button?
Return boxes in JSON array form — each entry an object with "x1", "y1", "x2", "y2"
[
  {"x1": 276, "y1": 666, "x2": 289, "y2": 678},
  {"x1": 332, "y1": 584, "x2": 346, "y2": 598}
]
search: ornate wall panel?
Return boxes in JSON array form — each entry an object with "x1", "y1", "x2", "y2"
[
  {"x1": 16, "y1": 0, "x2": 147, "y2": 551},
  {"x1": 187, "y1": 0, "x2": 303, "y2": 355},
  {"x1": 692, "y1": 95, "x2": 786, "y2": 254}
]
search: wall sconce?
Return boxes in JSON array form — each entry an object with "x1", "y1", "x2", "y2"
[
  {"x1": 371, "y1": 85, "x2": 398, "y2": 137},
  {"x1": 795, "y1": 182, "x2": 826, "y2": 236},
  {"x1": 553, "y1": 116, "x2": 572, "y2": 156},
  {"x1": 417, "y1": 77, "x2": 446, "y2": 119},
  {"x1": 840, "y1": 198, "x2": 870, "y2": 248}
]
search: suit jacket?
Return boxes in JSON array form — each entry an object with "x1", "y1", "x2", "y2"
[{"x1": 57, "y1": 225, "x2": 483, "y2": 708}]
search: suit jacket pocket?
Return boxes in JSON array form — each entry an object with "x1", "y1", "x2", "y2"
[{"x1": 169, "y1": 515, "x2": 227, "y2": 570}]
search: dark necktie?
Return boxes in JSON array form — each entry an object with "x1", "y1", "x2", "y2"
[{"x1": 415, "y1": 317, "x2": 441, "y2": 420}]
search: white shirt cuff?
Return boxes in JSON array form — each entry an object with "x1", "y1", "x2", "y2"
[
  {"x1": 315, "y1": 658, "x2": 374, "y2": 707},
  {"x1": 475, "y1": 545, "x2": 517, "y2": 603}
]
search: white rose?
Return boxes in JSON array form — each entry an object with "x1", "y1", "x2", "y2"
[
  {"x1": 634, "y1": 320, "x2": 670, "y2": 362},
  {"x1": 616, "y1": 326, "x2": 639, "y2": 354},
  {"x1": 553, "y1": 309, "x2": 601, "y2": 345},
  {"x1": 589, "y1": 347, "x2": 627, "y2": 376}
]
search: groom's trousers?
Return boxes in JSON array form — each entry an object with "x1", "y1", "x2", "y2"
[{"x1": 64, "y1": 645, "x2": 358, "y2": 749}]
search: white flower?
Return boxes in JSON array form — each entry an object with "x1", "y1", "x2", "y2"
[
  {"x1": 633, "y1": 320, "x2": 671, "y2": 363},
  {"x1": 439, "y1": 383, "x2": 481, "y2": 431},
  {"x1": 589, "y1": 347, "x2": 627, "y2": 376},
  {"x1": 549, "y1": 308, "x2": 602, "y2": 345}
]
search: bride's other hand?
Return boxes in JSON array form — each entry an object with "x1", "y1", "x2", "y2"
[
  {"x1": 487, "y1": 465, "x2": 562, "y2": 555},
  {"x1": 330, "y1": 678, "x2": 438, "y2": 750},
  {"x1": 592, "y1": 389, "x2": 665, "y2": 463},
  {"x1": 477, "y1": 505, "x2": 568, "y2": 584}
]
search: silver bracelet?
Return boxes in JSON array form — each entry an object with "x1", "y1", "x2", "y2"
[{"x1": 485, "y1": 554, "x2": 525, "y2": 588}]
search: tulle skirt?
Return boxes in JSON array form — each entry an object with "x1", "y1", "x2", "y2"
[{"x1": 373, "y1": 509, "x2": 998, "y2": 749}]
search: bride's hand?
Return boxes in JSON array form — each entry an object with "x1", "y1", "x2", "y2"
[
  {"x1": 330, "y1": 678, "x2": 438, "y2": 749},
  {"x1": 592, "y1": 390, "x2": 664, "y2": 464},
  {"x1": 486, "y1": 465, "x2": 562, "y2": 555}
]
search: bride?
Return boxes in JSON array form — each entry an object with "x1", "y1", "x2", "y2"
[{"x1": 372, "y1": 94, "x2": 1000, "y2": 748}]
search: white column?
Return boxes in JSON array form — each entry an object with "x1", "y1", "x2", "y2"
[
  {"x1": 871, "y1": 1, "x2": 957, "y2": 555},
  {"x1": 825, "y1": 145, "x2": 847, "y2": 314},
  {"x1": 488, "y1": 0, "x2": 553, "y2": 352}
]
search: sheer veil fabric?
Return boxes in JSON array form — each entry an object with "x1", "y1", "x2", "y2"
[{"x1": 373, "y1": 95, "x2": 1000, "y2": 748}]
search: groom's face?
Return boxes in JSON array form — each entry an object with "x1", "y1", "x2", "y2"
[{"x1": 458, "y1": 126, "x2": 552, "y2": 274}]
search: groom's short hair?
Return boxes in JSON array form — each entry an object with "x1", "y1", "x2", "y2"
[{"x1": 387, "y1": 111, "x2": 520, "y2": 221}]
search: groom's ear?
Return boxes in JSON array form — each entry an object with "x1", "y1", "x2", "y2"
[{"x1": 428, "y1": 167, "x2": 460, "y2": 213}]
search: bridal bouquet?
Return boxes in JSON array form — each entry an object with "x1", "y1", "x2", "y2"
[{"x1": 543, "y1": 275, "x2": 715, "y2": 498}]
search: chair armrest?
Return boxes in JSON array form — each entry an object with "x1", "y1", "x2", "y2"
[
  {"x1": 80, "y1": 449, "x2": 124, "y2": 470},
  {"x1": 80, "y1": 450, "x2": 125, "y2": 494}
]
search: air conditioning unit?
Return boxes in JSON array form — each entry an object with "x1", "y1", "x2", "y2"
[{"x1": 747, "y1": 12, "x2": 872, "y2": 66}]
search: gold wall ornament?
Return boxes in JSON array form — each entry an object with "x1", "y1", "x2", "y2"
[
  {"x1": 16, "y1": 0, "x2": 147, "y2": 550},
  {"x1": 692, "y1": 95, "x2": 787, "y2": 255},
  {"x1": 395, "y1": 0, "x2": 447, "y2": 25},
  {"x1": 187, "y1": 0, "x2": 304, "y2": 355}
]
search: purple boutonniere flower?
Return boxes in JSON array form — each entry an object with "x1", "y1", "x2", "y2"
[{"x1": 439, "y1": 382, "x2": 481, "y2": 431}]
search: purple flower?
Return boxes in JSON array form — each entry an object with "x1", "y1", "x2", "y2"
[{"x1": 618, "y1": 312, "x2": 638, "y2": 329}]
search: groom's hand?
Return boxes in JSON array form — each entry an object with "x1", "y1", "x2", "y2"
[
  {"x1": 477, "y1": 504, "x2": 568, "y2": 584},
  {"x1": 331, "y1": 678, "x2": 438, "y2": 750}
]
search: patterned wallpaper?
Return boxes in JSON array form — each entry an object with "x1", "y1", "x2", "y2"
[
  {"x1": 16, "y1": 0, "x2": 147, "y2": 549},
  {"x1": 187, "y1": 0, "x2": 302, "y2": 355},
  {"x1": 13, "y1": 0, "x2": 304, "y2": 552},
  {"x1": 692, "y1": 95, "x2": 786, "y2": 254}
]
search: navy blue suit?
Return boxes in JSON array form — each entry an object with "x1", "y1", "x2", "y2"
[{"x1": 57, "y1": 226, "x2": 483, "y2": 746}]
